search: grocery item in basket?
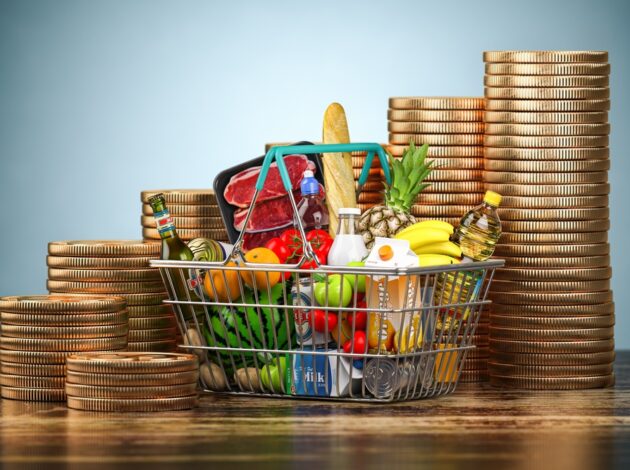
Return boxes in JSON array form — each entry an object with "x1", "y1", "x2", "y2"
[
  {"x1": 291, "y1": 278, "x2": 332, "y2": 347},
  {"x1": 232, "y1": 190, "x2": 302, "y2": 232},
  {"x1": 452, "y1": 191, "x2": 502, "y2": 261},
  {"x1": 328, "y1": 208, "x2": 368, "y2": 266},
  {"x1": 187, "y1": 238, "x2": 232, "y2": 261},
  {"x1": 297, "y1": 169, "x2": 329, "y2": 232},
  {"x1": 286, "y1": 347, "x2": 362, "y2": 397},
  {"x1": 364, "y1": 356, "x2": 434, "y2": 398}
]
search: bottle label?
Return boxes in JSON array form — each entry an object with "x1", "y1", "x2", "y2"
[{"x1": 153, "y1": 209, "x2": 175, "y2": 235}]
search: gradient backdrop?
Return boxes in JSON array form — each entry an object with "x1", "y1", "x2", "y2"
[{"x1": 1, "y1": 0, "x2": 628, "y2": 346}]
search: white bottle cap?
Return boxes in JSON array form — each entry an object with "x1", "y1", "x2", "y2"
[
  {"x1": 303, "y1": 170, "x2": 314, "y2": 178},
  {"x1": 339, "y1": 207, "x2": 361, "y2": 216}
]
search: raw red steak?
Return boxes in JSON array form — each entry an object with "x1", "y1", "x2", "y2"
[
  {"x1": 224, "y1": 154, "x2": 314, "y2": 208},
  {"x1": 233, "y1": 191, "x2": 302, "y2": 232},
  {"x1": 243, "y1": 228, "x2": 288, "y2": 252}
]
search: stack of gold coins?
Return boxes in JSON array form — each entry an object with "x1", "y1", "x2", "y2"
[
  {"x1": 483, "y1": 50, "x2": 614, "y2": 389},
  {"x1": 353, "y1": 146, "x2": 388, "y2": 212},
  {"x1": 0, "y1": 295, "x2": 127, "y2": 401},
  {"x1": 47, "y1": 241, "x2": 178, "y2": 353},
  {"x1": 141, "y1": 190, "x2": 229, "y2": 243},
  {"x1": 65, "y1": 352, "x2": 199, "y2": 411},
  {"x1": 387, "y1": 97, "x2": 486, "y2": 227}
]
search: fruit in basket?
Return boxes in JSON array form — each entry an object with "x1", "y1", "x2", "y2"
[
  {"x1": 395, "y1": 220, "x2": 454, "y2": 238},
  {"x1": 346, "y1": 261, "x2": 366, "y2": 293},
  {"x1": 417, "y1": 254, "x2": 460, "y2": 267},
  {"x1": 394, "y1": 227, "x2": 451, "y2": 250},
  {"x1": 240, "y1": 247, "x2": 281, "y2": 290},
  {"x1": 200, "y1": 361, "x2": 228, "y2": 391},
  {"x1": 234, "y1": 367, "x2": 263, "y2": 392},
  {"x1": 413, "y1": 241, "x2": 462, "y2": 258},
  {"x1": 394, "y1": 315, "x2": 423, "y2": 354},
  {"x1": 367, "y1": 313, "x2": 395, "y2": 352},
  {"x1": 260, "y1": 356, "x2": 287, "y2": 393},
  {"x1": 204, "y1": 261, "x2": 241, "y2": 302},
  {"x1": 313, "y1": 274, "x2": 353, "y2": 308},
  {"x1": 343, "y1": 330, "x2": 367, "y2": 358},
  {"x1": 331, "y1": 316, "x2": 354, "y2": 345},
  {"x1": 357, "y1": 143, "x2": 434, "y2": 249},
  {"x1": 312, "y1": 309, "x2": 338, "y2": 333}
]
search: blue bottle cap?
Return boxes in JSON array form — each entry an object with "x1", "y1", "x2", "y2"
[{"x1": 300, "y1": 170, "x2": 320, "y2": 196}]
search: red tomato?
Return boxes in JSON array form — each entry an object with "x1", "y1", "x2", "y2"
[
  {"x1": 301, "y1": 250, "x2": 326, "y2": 270},
  {"x1": 306, "y1": 229, "x2": 332, "y2": 248},
  {"x1": 343, "y1": 330, "x2": 367, "y2": 357},
  {"x1": 264, "y1": 237, "x2": 290, "y2": 263},
  {"x1": 312, "y1": 309, "x2": 338, "y2": 333},
  {"x1": 280, "y1": 229, "x2": 303, "y2": 261},
  {"x1": 353, "y1": 311, "x2": 368, "y2": 331}
]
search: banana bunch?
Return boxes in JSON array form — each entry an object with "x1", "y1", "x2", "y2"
[{"x1": 394, "y1": 220, "x2": 461, "y2": 266}]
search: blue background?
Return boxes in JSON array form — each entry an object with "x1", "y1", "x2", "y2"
[{"x1": 1, "y1": 0, "x2": 628, "y2": 346}]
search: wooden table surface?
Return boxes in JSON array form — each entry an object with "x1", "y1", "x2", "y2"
[{"x1": 1, "y1": 352, "x2": 628, "y2": 469}]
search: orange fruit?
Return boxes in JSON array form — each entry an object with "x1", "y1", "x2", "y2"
[
  {"x1": 204, "y1": 261, "x2": 241, "y2": 302},
  {"x1": 240, "y1": 247, "x2": 281, "y2": 291}
]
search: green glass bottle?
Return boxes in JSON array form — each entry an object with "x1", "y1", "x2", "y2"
[{"x1": 148, "y1": 193, "x2": 202, "y2": 319}]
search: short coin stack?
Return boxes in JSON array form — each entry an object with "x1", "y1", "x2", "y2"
[
  {"x1": 387, "y1": 97, "x2": 486, "y2": 227},
  {"x1": 483, "y1": 50, "x2": 614, "y2": 389},
  {"x1": 141, "y1": 189, "x2": 229, "y2": 243},
  {"x1": 0, "y1": 295, "x2": 128, "y2": 401},
  {"x1": 47, "y1": 240, "x2": 178, "y2": 352},
  {"x1": 65, "y1": 352, "x2": 199, "y2": 411}
]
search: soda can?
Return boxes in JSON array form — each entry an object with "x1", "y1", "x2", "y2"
[{"x1": 291, "y1": 278, "x2": 331, "y2": 346}]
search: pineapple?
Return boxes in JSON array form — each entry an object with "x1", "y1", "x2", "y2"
[{"x1": 358, "y1": 142, "x2": 433, "y2": 248}]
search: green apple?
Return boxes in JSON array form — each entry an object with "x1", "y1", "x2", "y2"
[
  {"x1": 314, "y1": 274, "x2": 353, "y2": 307},
  {"x1": 346, "y1": 261, "x2": 366, "y2": 293},
  {"x1": 261, "y1": 356, "x2": 287, "y2": 393}
]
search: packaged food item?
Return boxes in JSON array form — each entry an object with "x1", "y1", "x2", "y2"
[
  {"x1": 363, "y1": 356, "x2": 434, "y2": 398},
  {"x1": 297, "y1": 170, "x2": 329, "y2": 231},
  {"x1": 452, "y1": 191, "x2": 502, "y2": 262},
  {"x1": 434, "y1": 344, "x2": 460, "y2": 383},
  {"x1": 291, "y1": 278, "x2": 332, "y2": 346},
  {"x1": 328, "y1": 208, "x2": 368, "y2": 266}
]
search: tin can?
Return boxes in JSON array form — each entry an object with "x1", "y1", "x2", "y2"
[
  {"x1": 291, "y1": 278, "x2": 331, "y2": 346},
  {"x1": 364, "y1": 356, "x2": 434, "y2": 398}
]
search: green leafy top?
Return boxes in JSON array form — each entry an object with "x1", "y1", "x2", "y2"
[{"x1": 384, "y1": 141, "x2": 434, "y2": 212}]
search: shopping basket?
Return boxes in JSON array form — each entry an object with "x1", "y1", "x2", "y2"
[{"x1": 151, "y1": 143, "x2": 504, "y2": 402}]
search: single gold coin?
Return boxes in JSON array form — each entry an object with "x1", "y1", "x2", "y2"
[
  {"x1": 140, "y1": 189, "x2": 216, "y2": 205},
  {"x1": 411, "y1": 205, "x2": 476, "y2": 217},
  {"x1": 489, "y1": 374, "x2": 614, "y2": 390},
  {"x1": 0, "y1": 374, "x2": 65, "y2": 388},
  {"x1": 390, "y1": 133, "x2": 484, "y2": 146},
  {"x1": 388, "y1": 121, "x2": 485, "y2": 134},
  {"x1": 407, "y1": 215, "x2": 461, "y2": 226},
  {"x1": 352, "y1": 156, "x2": 382, "y2": 168},
  {"x1": 357, "y1": 192, "x2": 384, "y2": 204},
  {"x1": 484, "y1": 111, "x2": 609, "y2": 124},
  {"x1": 66, "y1": 370, "x2": 198, "y2": 387},
  {"x1": 128, "y1": 328, "x2": 177, "y2": 342},
  {"x1": 498, "y1": 207, "x2": 609, "y2": 221},
  {"x1": 0, "y1": 324, "x2": 128, "y2": 339},
  {"x1": 388, "y1": 144, "x2": 484, "y2": 158},
  {"x1": 489, "y1": 314, "x2": 615, "y2": 329},
  {"x1": 1, "y1": 386, "x2": 66, "y2": 402},
  {"x1": 352, "y1": 168, "x2": 382, "y2": 179},
  {"x1": 142, "y1": 203, "x2": 222, "y2": 217},
  {"x1": 485, "y1": 62, "x2": 611, "y2": 76},
  {"x1": 356, "y1": 181, "x2": 386, "y2": 192},
  {"x1": 484, "y1": 75, "x2": 609, "y2": 88},
  {"x1": 485, "y1": 87, "x2": 609, "y2": 100},
  {"x1": 417, "y1": 193, "x2": 485, "y2": 205},
  {"x1": 127, "y1": 304, "x2": 173, "y2": 317},
  {"x1": 1, "y1": 362, "x2": 66, "y2": 377},
  {"x1": 129, "y1": 316, "x2": 177, "y2": 330},
  {"x1": 426, "y1": 157, "x2": 484, "y2": 169},
  {"x1": 485, "y1": 183, "x2": 610, "y2": 197},
  {"x1": 47, "y1": 268, "x2": 161, "y2": 282},
  {"x1": 485, "y1": 147, "x2": 609, "y2": 160},
  {"x1": 0, "y1": 294, "x2": 126, "y2": 314},
  {"x1": 423, "y1": 181, "x2": 486, "y2": 193},
  {"x1": 66, "y1": 352, "x2": 198, "y2": 374},
  {"x1": 47, "y1": 256, "x2": 155, "y2": 270},
  {"x1": 458, "y1": 370, "x2": 489, "y2": 382},
  {"x1": 387, "y1": 109, "x2": 484, "y2": 122},
  {"x1": 490, "y1": 326, "x2": 614, "y2": 341},
  {"x1": 488, "y1": 362, "x2": 614, "y2": 378},
  {"x1": 46, "y1": 280, "x2": 165, "y2": 294},
  {"x1": 490, "y1": 302, "x2": 614, "y2": 316},
  {"x1": 499, "y1": 195, "x2": 609, "y2": 208},
  {"x1": 489, "y1": 338, "x2": 614, "y2": 354},
  {"x1": 488, "y1": 290, "x2": 613, "y2": 305},
  {"x1": 0, "y1": 350, "x2": 73, "y2": 365},
  {"x1": 65, "y1": 382, "x2": 198, "y2": 399},
  {"x1": 485, "y1": 123, "x2": 610, "y2": 136},
  {"x1": 462, "y1": 355, "x2": 488, "y2": 367},
  {"x1": 388, "y1": 97, "x2": 484, "y2": 110},
  {"x1": 126, "y1": 340, "x2": 178, "y2": 352},
  {"x1": 142, "y1": 228, "x2": 228, "y2": 241},
  {"x1": 485, "y1": 99, "x2": 610, "y2": 112},
  {"x1": 500, "y1": 254, "x2": 611, "y2": 268},
  {"x1": 140, "y1": 215, "x2": 225, "y2": 229},
  {"x1": 426, "y1": 169, "x2": 484, "y2": 182},
  {"x1": 486, "y1": 159, "x2": 610, "y2": 173},
  {"x1": 66, "y1": 395, "x2": 198, "y2": 412},
  {"x1": 484, "y1": 171, "x2": 608, "y2": 184},
  {"x1": 489, "y1": 279, "x2": 610, "y2": 293},
  {"x1": 464, "y1": 347, "x2": 490, "y2": 360},
  {"x1": 48, "y1": 240, "x2": 160, "y2": 258},
  {"x1": 0, "y1": 336, "x2": 128, "y2": 352},
  {"x1": 500, "y1": 219, "x2": 609, "y2": 232},
  {"x1": 499, "y1": 232, "x2": 608, "y2": 244},
  {"x1": 493, "y1": 266, "x2": 612, "y2": 282},
  {"x1": 483, "y1": 50, "x2": 609, "y2": 63},
  {"x1": 495, "y1": 243, "x2": 610, "y2": 257},
  {"x1": 484, "y1": 135, "x2": 609, "y2": 148},
  {"x1": 489, "y1": 350, "x2": 615, "y2": 366},
  {"x1": 114, "y1": 293, "x2": 168, "y2": 306}
]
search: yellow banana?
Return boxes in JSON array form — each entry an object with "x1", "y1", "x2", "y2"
[
  {"x1": 396, "y1": 220, "x2": 454, "y2": 238},
  {"x1": 414, "y1": 241, "x2": 462, "y2": 258},
  {"x1": 395, "y1": 228, "x2": 450, "y2": 251},
  {"x1": 417, "y1": 254, "x2": 460, "y2": 267}
]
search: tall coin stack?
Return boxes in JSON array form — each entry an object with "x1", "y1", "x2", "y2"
[
  {"x1": 353, "y1": 147, "x2": 388, "y2": 212},
  {"x1": 483, "y1": 51, "x2": 614, "y2": 389},
  {"x1": 0, "y1": 295, "x2": 128, "y2": 401},
  {"x1": 141, "y1": 190, "x2": 229, "y2": 243},
  {"x1": 47, "y1": 241, "x2": 179, "y2": 353},
  {"x1": 65, "y1": 352, "x2": 199, "y2": 412},
  {"x1": 388, "y1": 97, "x2": 490, "y2": 381}
]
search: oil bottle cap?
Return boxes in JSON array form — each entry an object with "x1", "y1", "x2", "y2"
[
  {"x1": 300, "y1": 170, "x2": 320, "y2": 196},
  {"x1": 483, "y1": 190, "x2": 502, "y2": 207}
]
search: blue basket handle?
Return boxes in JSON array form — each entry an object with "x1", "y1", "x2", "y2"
[{"x1": 255, "y1": 143, "x2": 392, "y2": 192}]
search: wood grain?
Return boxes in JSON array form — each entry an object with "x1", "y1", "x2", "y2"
[{"x1": 0, "y1": 352, "x2": 628, "y2": 468}]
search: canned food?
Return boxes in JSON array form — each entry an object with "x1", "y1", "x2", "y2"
[{"x1": 291, "y1": 278, "x2": 332, "y2": 346}]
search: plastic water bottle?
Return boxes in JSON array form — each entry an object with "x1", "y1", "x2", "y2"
[
  {"x1": 453, "y1": 191, "x2": 502, "y2": 262},
  {"x1": 297, "y1": 170, "x2": 329, "y2": 231}
]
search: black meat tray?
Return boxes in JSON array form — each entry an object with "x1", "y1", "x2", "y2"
[{"x1": 213, "y1": 141, "x2": 325, "y2": 244}]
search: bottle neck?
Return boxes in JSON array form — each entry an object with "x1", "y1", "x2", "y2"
[
  {"x1": 337, "y1": 215, "x2": 357, "y2": 235},
  {"x1": 152, "y1": 207, "x2": 178, "y2": 240}
]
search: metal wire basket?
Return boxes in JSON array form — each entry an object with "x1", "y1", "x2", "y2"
[{"x1": 151, "y1": 143, "x2": 504, "y2": 402}]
